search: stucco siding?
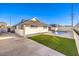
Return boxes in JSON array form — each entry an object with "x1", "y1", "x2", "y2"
[
  {"x1": 15, "y1": 29, "x2": 24, "y2": 36},
  {"x1": 25, "y1": 27, "x2": 48, "y2": 35},
  {"x1": 15, "y1": 26, "x2": 48, "y2": 36}
]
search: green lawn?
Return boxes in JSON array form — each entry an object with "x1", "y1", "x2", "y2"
[{"x1": 31, "y1": 34, "x2": 78, "y2": 56}]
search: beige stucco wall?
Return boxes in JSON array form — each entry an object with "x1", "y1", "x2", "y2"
[
  {"x1": 25, "y1": 27, "x2": 48, "y2": 35},
  {"x1": 15, "y1": 25, "x2": 48, "y2": 36},
  {"x1": 15, "y1": 29, "x2": 24, "y2": 36}
]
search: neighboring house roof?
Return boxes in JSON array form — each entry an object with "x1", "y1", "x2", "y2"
[
  {"x1": 0, "y1": 22, "x2": 7, "y2": 26},
  {"x1": 0, "y1": 22, "x2": 7, "y2": 28},
  {"x1": 14, "y1": 17, "x2": 48, "y2": 27}
]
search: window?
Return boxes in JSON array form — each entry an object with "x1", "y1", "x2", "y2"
[{"x1": 30, "y1": 25, "x2": 38, "y2": 27}]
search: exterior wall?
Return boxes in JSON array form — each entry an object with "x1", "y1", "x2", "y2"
[
  {"x1": 15, "y1": 29, "x2": 24, "y2": 36},
  {"x1": 15, "y1": 25, "x2": 48, "y2": 36},
  {"x1": 15, "y1": 26, "x2": 24, "y2": 36},
  {"x1": 25, "y1": 27, "x2": 48, "y2": 35},
  {"x1": 73, "y1": 31, "x2": 79, "y2": 54}
]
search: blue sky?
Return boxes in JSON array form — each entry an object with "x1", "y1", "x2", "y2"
[{"x1": 0, "y1": 3, "x2": 79, "y2": 26}]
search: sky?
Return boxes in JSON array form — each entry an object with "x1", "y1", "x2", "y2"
[{"x1": 0, "y1": 3, "x2": 79, "y2": 26}]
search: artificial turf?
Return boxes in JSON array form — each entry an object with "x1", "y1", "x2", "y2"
[{"x1": 31, "y1": 34, "x2": 78, "y2": 56}]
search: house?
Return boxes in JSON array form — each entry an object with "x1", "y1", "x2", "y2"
[
  {"x1": 0, "y1": 22, "x2": 7, "y2": 33},
  {"x1": 14, "y1": 17, "x2": 48, "y2": 36}
]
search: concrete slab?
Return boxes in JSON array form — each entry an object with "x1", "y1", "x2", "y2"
[{"x1": 0, "y1": 33, "x2": 65, "y2": 56}]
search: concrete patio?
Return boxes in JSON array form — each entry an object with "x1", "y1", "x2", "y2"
[{"x1": 0, "y1": 33, "x2": 65, "y2": 56}]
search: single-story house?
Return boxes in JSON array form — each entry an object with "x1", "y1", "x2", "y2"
[
  {"x1": 0, "y1": 22, "x2": 7, "y2": 33},
  {"x1": 14, "y1": 17, "x2": 48, "y2": 36}
]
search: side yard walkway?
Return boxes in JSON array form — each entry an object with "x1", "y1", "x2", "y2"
[{"x1": 0, "y1": 33, "x2": 65, "y2": 56}]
